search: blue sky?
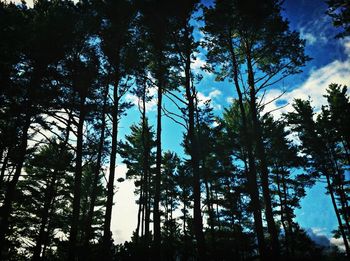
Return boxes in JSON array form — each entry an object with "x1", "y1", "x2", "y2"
[{"x1": 111, "y1": 0, "x2": 350, "y2": 247}]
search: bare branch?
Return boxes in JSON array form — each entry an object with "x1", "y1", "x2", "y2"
[
  {"x1": 264, "y1": 103, "x2": 289, "y2": 115},
  {"x1": 164, "y1": 90, "x2": 188, "y2": 105},
  {"x1": 162, "y1": 107, "x2": 188, "y2": 130}
]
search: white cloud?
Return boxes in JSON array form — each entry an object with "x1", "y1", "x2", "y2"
[
  {"x1": 7, "y1": 0, "x2": 34, "y2": 7},
  {"x1": 212, "y1": 119, "x2": 220, "y2": 127},
  {"x1": 299, "y1": 16, "x2": 330, "y2": 46},
  {"x1": 111, "y1": 164, "x2": 139, "y2": 244},
  {"x1": 262, "y1": 40, "x2": 350, "y2": 119},
  {"x1": 308, "y1": 227, "x2": 348, "y2": 252},
  {"x1": 307, "y1": 227, "x2": 331, "y2": 247},
  {"x1": 301, "y1": 31, "x2": 317, "y2": 45},
  {"x1": 125, "y1": 85, "x2": 158, "y2": 112},
  {"x1": 197, "y1": 89, "x2": 222, "y2": 110},
  {"x1": 226, "y1": 96, "x2": 235, "y2": 104},
  {"x1": 330, "y1": 237, "x2": 348, "y2": 252},
  {"x1": 311, "y1": 227, "x2": 327, "y2": 235},
  {"x1": 191, "y1": 56, "x2": 206, "y2": 71},
  {"x1": 208, "y1": 89, "x2": 222, "y2": 98}
]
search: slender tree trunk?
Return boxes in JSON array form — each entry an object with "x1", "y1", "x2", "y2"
[
  {"x1": 0, "y1": 65, "x2": 45, "y2": 260},
  {"x1": 0, "y1": 65, "x2": 44, "y2": 258},
  {"x1": 281, "y1": 169, "x2": 295, "y2": 257},
  {"x1": 42, "y1": 178, "x2": 61, "y2": 261},
  {"x1": 144, "y1": 187, "x2": 150, "y2": 242},
  {"x1": 182, "y1": 195, "x2": 189, "y2": 261},
  {"x1": 203, "y1": 170, "x2": 216, "y2": 258},
  {"x1": 32, "y1": 171, "x2": 58, "y2": 261},
  {"x1": 141, "y1": 199, "x2": 145, "y2": 237},
  {"x1": 68, "y1": 94, "x2": 86, "y2": 261},
  {"x1": 145, "y1": 171, "x2": 151, "y2": 247},
  {"x1": 83, "y1": 85, "x2": 108, "y2": 258},
  {"x1": 275, "y1": 167, "x2": 290, "y2": 257},
  {"x1": 140, "y1": 81, "x2": 150, "y2": 247},
  {"x1": 0, "y1": 111, "x2": 31, "y2": 258},
  {"x1": 135, "y1": 175, "x2": 143, "y2": 241},
  {"x1": 34, "y1": 108, "x2": 73, "y2": 260},
  {"x1": 214, "y1": 189, "x2": 220, "y2": 231},
  {"x1": 103, "y1": 77, "x2": 120, "y2": 260},
  {"x1": 245, "y1": 44, "x2": 280, "y2": 259},
  {"x1": 153, "y1": 65, "x2": 162, "y2": 260},
  {"x1": 227, "y1": 36, "x2": 267, "y2": 260},
  {"x1": 329, "y1": 148, "x2": 350, "y2": 234},
  {"x1": 0, "y1": 151, "x2": 9, "y2": 190},
  {"x1": 183, "y1": 26, "x2": 206, "y2": 260},
  {"x1": 324, "y1": 170, "x2": 350, "y2": 256}
]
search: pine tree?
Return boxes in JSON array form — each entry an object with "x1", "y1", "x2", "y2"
[
  {"x1": 0, "y1": 1, "x2": 80, "y2": 257},
  {"x1": 203, "y1": 1, "x2": 310, "y2": 258},
  {"x1": 97, "y1": 1, "x2": 136, "y2": 257},
  {"x1": 286, "y1": 97, "x2": 350, "y2": 256}
]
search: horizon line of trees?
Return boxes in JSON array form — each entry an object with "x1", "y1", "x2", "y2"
[{"x1": 0, "y1": 0, "x2": 349, "y2": 260}]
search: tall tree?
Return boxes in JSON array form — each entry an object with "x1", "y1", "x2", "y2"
[
  {"x1": 285, "y1": 98, "x2": 350, "y2": 257},
  {"x1": 119, "y1": 120, "x2": 156, "y2": 257},
  {"x1": 82, "y1": 82, "x2": 109, "y2": 258},
  {"x1": 97, "y1": 0, "x2": 136, "y2": 257},
  {"x1": 203, "y1": 1, "x2": 310, "y2": 258},
  {"x1": 67, "y1": 46, "x2": 101, "y2": 261},
  {"x1": 171, "y1": 0, "x2": 206, "y2": 259},
  {"x1": 137, "y1": 1, "x2": 177, "y2": 257},
  {"x1": 0, "y1": 1, "x2": 79, "y2": 257}
]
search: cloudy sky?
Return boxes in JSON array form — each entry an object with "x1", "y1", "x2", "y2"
[{"x1": 8, "y1": 0, "x2": 349, "y2": 249}]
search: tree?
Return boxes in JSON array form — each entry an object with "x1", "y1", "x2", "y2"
[
  {"x1": 10, "y1": 141, "x2": 73, "y2": 260},
  {"x1": 203, "y1": 1, "x2": 310, "y2": 258},
  {"x1": 285, "y1": 97, "x2": 350, "y2": 257},
  {"x1": 327, "y1": 0, "x2": 350, "y2": 38},
  {"x1": 67, "y1": 44, "x2": 101, "y2": 261},
  {"x1": 0, "y1": 1, "x2": 79, "y2": 257},
  {"x1": 97, "y1": 1, "x2": 136, "y2": 257},
  {"x1": 170, "y1": 1, "x2": 206, "y2": 259},
  {"x1": 263, "y1": 115, "x2": 314, "y2": 257},
  {"x1": 118, "y1": 120, "x2": 156, "y2": 258},
  {"x1": 160, "y1": 152, "x2": 181, "y2": 260}
]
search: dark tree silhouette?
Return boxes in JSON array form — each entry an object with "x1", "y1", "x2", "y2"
[{"x1": 0, "y1": 1, "x2": 349, "y2": 260}]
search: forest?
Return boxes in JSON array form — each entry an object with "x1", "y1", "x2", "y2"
[{"x1": 0, "y1": 0, "x2": 349, "y2": 260}]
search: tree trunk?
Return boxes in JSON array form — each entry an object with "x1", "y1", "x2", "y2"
[
  {"x1": 245, "y1": 43, "x2": 280, "y2": 259},
  {"x1": 203, "y1": 170, "x2": 216, "y2": 258},
  {"x1": 0, "y1": 65, "x2": 43, "y2": 258},
  {"x1": 183, "y1": 26, "x2": 206, "y2": 260},
  {"x1": 0, "y1": 113, "x2": 30, "y2": 259},
  {"x1": 329, "y1": 147, "x2": 350, "y2": 234},
  {"x1": 141, "y1": 198, "x2": 145, "y2": 237},
  {"x1": 135, "y1": 175, "x2": 143, "y2": 241},
  {"x1": 32, "y1": 171, "x2": 58, "y2": 261},
  {"x1": 68, "y1": 94, "x2": 86, "y2": 261},
  {"x1": 281, "y1": 168, "x2": 295, "y2": 257},
  {"x1": 141, "y1": 81, "x2": 150, "y2": 248},
  {"x1": 275, "y1": 166, "x2": 290, "y2": 257},
  {"x1": 83, "y1": 85, "x2": 108, "y2": 258},
  {"x1": 153, "y1": 64, "x2": 162, "y2": 260},
  {"x1": 0, "y1": 151, "x2": 9, "y2": 191},
  {"x1": 324, "y1": 170, "x2": 350, "y2": 256},
  {"x1": 227, "y1": 35, "x2": 267, "y2": 260},
  {"x1": 103, "y1": 77, "x2": 120, "y2": 260}
]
